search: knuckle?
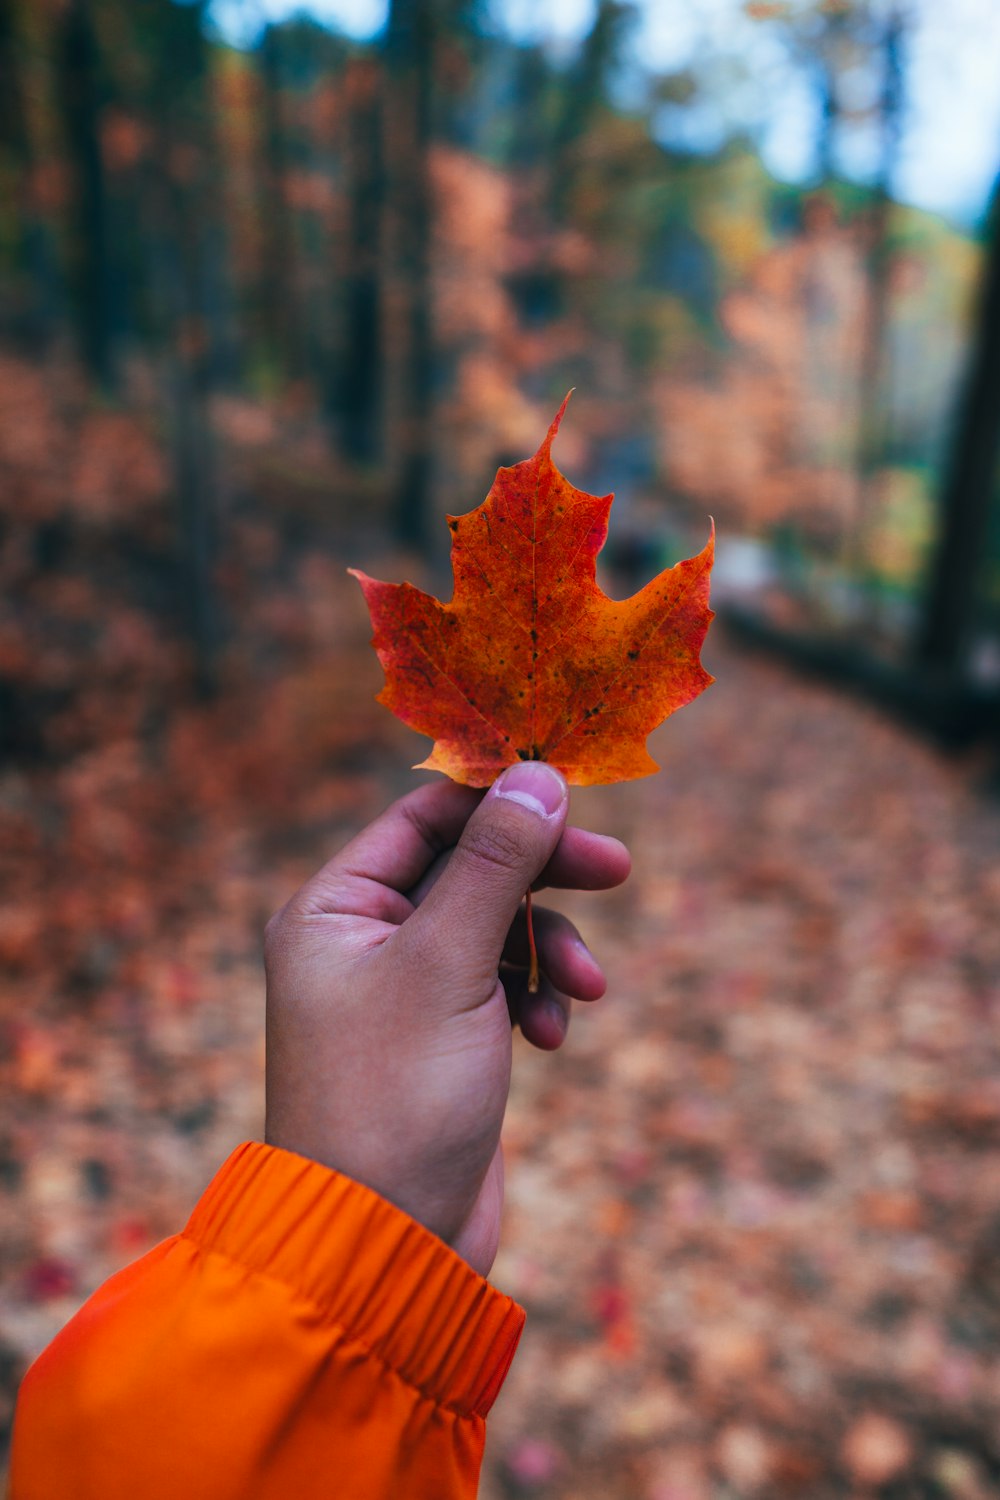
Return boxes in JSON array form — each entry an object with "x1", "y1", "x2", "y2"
[
  {"x1": 263, "y1": 905, "x2": 289, "y2": 961},
  {"x1": 460, "y1": 815, "x2": 534, "y2": 876}
]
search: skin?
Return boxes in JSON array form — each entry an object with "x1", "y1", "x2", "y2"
[{"x1": 263, "y1": 761, "x2": 631, "y2": 1277}]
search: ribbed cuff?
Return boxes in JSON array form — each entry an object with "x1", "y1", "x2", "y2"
[{"x1": 183, "y1": 1141, "x2": 525, "y2": 1417}]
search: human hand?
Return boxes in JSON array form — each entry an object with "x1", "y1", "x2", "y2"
[{"x1": 263, "y1": 762, "x2": 630, "y2": 1276}]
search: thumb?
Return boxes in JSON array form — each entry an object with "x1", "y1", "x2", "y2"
[{"x1": 408, "y1": 762, "x2": 568, "y2": 986}]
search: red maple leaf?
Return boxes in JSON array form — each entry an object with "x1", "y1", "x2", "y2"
[{"x1": 351, "y1": 395, "x2": 714, "y2": 787}]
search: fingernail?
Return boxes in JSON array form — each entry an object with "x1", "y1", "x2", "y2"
[
  {"x1": 491, "y1": 762, "x2": 567, "y2": 818},
  {"x1": 573, "y1": 937, "x2": 600, "y2": 972}
]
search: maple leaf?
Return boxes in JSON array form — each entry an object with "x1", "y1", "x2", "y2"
[{"x1": 350, "y1": 394, "x2": 715, "y2": 787}]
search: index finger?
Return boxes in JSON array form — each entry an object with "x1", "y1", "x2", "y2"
[
  {"x1": 406, "y1": 824, "x2": 630, "y2": 907},
  {"x1": 535, "y1": 825, "x2": 631, "y2": 891},
  {"x1": 303, "y1": 780, "x2": 483, "y2": 908}
]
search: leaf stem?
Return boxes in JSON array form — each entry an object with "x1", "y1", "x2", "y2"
[{"x1": 525, "y1": 887, "x2": 540, "y2": 994}]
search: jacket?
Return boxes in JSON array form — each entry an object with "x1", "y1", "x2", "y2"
[{"x1": 9, "y1": 1141, "x2": 526, "y2": 1498}]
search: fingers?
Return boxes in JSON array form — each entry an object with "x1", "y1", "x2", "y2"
[
  {"x1": 503, "y1": 970, "x2": 572, "y2": 1051},
  {"x1": 286, "y1": 766, "x2": 630, "y2": 961},
  {"x1": 503, "y1": 905, "x2": 606, "y2": 1000},
  {"x1": 292, "y1": 780, "x2": 482, "y2": 915},
  {"x1": 405, "y1": 763, "x2": 569, "y2": 982},
  {"x1": 501, "y1": 905, "x2": 604, "y2": 1052},
  {"x1": 406, "y1": 827, "x2": 630, "y2": 908},
  {"x1": 534, "y1": 825, "x2": 631, "y2": 892}
]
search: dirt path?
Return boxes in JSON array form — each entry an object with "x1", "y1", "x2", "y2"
[{"x1": 485, "y1": 638, "x2": 1000, "y2": 1498}]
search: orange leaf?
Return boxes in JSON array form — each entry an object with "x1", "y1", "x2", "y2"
[{"x1": 350, "y1": 395, "x2": 715, "y2": 787}]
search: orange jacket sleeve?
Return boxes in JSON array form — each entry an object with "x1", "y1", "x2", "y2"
[{"x1": 9, "y1": 1141, "x2": 525, "y2": 1500}]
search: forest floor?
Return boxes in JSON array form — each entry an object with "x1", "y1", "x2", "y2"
[{"x1": 2, "y1": 359, "x2": 1000, "y2": 1497}]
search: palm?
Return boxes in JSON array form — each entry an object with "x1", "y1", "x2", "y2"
[{"x1": 266, "y1": 779, "x2": 629, "y2": 1277}]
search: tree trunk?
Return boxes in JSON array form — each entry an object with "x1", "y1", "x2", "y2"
[
  {"x1": 56, "y1": 0, "x2": 116, "y2": 389},
  {"x1": 257, "y1": 24, "x2": 306, "y2": 383},
  {"x1": 915, "y1": 182, "x2": 1000, "y2": 676},
  {"x1": 0, "y1": 0, "x2": 57, "y2": 349},
  {"x1": 333, "y1": 56, "x2": 383, "y2": 462},
  {"x1": 550, "y1": 0, "x2": 632, "y2": 224},
  {"x1": 138, "y1": 0, "x2": 222, "y2": 694},
  {"x1": 383, "y1": 0, "x2": 435, "y2": 552},
  {"x1": 184, "y1": 3, "x2": 240, "y2": 391}
]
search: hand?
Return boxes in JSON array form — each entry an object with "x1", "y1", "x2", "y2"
[{"x1": 263, "y1": 762, "x2": 630, "y2": 1276}]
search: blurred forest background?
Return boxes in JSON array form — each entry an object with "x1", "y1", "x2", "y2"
[{"x1": 2, "y1": 0, "x2": 1000, "y2": 1495}]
